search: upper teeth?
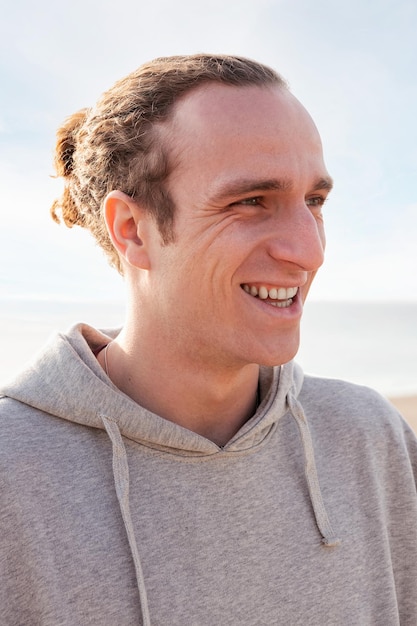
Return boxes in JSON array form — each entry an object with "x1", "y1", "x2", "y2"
[{"x1": 242, "y1": 285, "x2": 298, "y2": 300}]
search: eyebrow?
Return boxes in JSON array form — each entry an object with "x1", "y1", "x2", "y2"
[
  {"x1": 311, "y1": 177, "x2": 334, "y2": 192},
  {"x1": 210, "y1": 176, "x2": 334, "y2": 203}
]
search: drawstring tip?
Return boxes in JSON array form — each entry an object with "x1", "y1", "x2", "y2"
[{"x1": 321, "y1": 536, "x2": 341, "y2": 548}]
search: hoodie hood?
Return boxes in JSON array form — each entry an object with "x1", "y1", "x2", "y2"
[{"x1": 1, "y1": 322, "x2": 339, "y2": 545}]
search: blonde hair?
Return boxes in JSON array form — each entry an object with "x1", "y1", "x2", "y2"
[{"x1": 51, "y1": 54, "x2": 287, "y2": 273}]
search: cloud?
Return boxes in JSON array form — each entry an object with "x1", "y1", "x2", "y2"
[{"x1": 1, "y1": 0, "x2": 417, "y2": 301}]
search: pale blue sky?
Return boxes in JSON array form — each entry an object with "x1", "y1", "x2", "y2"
[{"x1": 1, "y1": 0, "x2": 416, "y2": 302}]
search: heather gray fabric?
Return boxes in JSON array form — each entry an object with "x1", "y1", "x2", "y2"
[{"x1": 1, "y1": 322, "x2": 417, "y2": 625}]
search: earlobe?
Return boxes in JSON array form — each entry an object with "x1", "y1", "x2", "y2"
[{"x1": 103, "y1": 190, "x2": 151, "y2": 270}]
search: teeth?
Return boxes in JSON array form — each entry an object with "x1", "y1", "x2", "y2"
[
  {"x1": 242, "y1": 285, "x2": 298, "y2": 301},
  {"x1": 258, "y1": 286, "x2": 268, "y2": 300},
  {"x1": 269, "y1": 300, "x2": 293, "y2": 308}
]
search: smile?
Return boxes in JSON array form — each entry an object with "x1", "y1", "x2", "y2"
[{"x1": 241, "y1": 284, "x2": 298, "y2": 308}]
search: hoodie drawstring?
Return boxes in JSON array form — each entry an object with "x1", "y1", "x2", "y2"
[
  {"x1": 99, "y1": 385, "x2": 339, "y2": 624},
  {"x1": 286, "y1": 392, "x2": 341, "y2": 547},
  {"x1": 100, "y1": 414, "x2": 151, "y2": 626}
]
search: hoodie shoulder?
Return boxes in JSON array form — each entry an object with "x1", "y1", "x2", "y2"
[
  {"x1": 299, "y1": 373, "x2": 417, "y2": 454},
  {"x1": 0, "y1": 394, "x2": 97, "y2": 461}
]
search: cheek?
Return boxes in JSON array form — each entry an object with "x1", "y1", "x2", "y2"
[
  {"x1": 320, "y1": 224, "x2": 326, "y2": 250},
  {"x1": 300, "y1": 275, "x2": 317, "y2": 304},
  {"x1": 317, "y1": 217, "x2": 326, "y2": 249}
]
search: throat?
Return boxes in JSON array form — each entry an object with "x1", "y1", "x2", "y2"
[
  {"x1": 98, "y1": 333, "x2": 261, "y2": 446},
  {"x1": 182, "y1": 374, "x2": 262, "y2": 447}
]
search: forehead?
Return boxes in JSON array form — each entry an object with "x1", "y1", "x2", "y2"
[
  {"x1": 161, "y1": 84, "x2": 329, "y2": 206},
  {"x1": 170, "y1": 82, "x2": 321, "y2": 149},
  {"x1": 164, "y1": 83, "x2": 327, "y2": 193}
]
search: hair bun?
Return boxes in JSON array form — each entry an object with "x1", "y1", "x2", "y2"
[
  {"x1": 50, "y1": 108, "x2": 89, "y2": 226},
  {"x1": 53, "y1": 108, "x2": 89, "y2": 177}
]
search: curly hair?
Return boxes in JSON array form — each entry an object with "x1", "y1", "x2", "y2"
[{"x1": 51, "y1": 54, "x2": 287, "y2": 273}]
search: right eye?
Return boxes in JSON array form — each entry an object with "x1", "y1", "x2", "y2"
[{"x1": 232, "y1": 196, "x2": 262, "y2": 206}]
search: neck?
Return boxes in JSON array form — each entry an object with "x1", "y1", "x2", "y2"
[{"x1": 99, "y1": 328, "x2": 260, "y2": 447}]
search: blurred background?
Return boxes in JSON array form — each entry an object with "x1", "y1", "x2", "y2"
[{"x1": 1, "y1": 0, "x2": 416, "y2": 422}]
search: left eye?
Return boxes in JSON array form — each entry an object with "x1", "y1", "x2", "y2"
[
  {"x1": 306, "y1": 196, "x2": 325, "y2": 207},
  {"x1": 237, "y1": 197, "x2": 262, "y2": 206}
]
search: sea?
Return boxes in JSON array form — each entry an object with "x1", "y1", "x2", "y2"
[{"x1": 0, "y1": 298, "x2": 416, "y2": 399}]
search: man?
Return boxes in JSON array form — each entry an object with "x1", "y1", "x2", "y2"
[{"x1": 1, "y1": 54, "x2": 416, "y2": 625}]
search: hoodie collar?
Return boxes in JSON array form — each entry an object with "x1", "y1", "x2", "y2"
[{"x1": 1, "y1": 323, "x2": 299, "y2": 456}]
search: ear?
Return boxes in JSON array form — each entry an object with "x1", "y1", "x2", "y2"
[{"x1": 103, "y1": 190, "x2": 151, "y2": 270}]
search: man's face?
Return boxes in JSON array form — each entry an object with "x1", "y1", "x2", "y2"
[{"x1": 142, "y1": 83, "x2": 332, "y2": 370}]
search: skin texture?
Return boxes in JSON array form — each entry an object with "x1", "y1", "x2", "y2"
[{"x1": 101, "y1": 83, "x2": 332, "y2": 445}]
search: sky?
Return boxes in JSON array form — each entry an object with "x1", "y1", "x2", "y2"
[{"x1": 1, "y1": 0, "x2": 416, "y2": 303}]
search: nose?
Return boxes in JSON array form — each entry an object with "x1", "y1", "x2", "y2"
[{"x1": 266, "y1": 202, "x2": 325, "y2": 272}]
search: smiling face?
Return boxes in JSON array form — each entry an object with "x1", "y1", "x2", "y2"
[{"x1": 138, "y1": 83, "x2": 332, "y2": 371}]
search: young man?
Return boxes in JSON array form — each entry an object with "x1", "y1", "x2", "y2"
[{"x1": 1, "y1": 54, "x2": 416, "y2": 625}]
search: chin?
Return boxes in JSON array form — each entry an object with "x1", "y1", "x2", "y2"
[{"x1": 254, "y1": 338, "x2": 300, "y2": 368}]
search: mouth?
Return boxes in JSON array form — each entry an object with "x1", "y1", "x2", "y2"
[{"x1": 241, "y1": 284, "x2": 298, "y2": 308}]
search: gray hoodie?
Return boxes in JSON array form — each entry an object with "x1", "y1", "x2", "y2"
[{"x1": 1, "y1": 323, "x2": 417, "y2": 625}]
